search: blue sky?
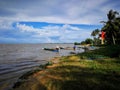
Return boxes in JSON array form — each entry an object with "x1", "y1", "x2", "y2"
[{"x1": 0, "y1": 0, "x2": 120, "y2": 43}]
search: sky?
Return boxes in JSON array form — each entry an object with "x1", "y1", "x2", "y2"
[{"x1": 0, "y1": 0, "x2": 120, "y2": 43}]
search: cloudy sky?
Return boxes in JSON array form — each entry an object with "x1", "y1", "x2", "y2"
[{"x1": 0, "y1": 0, "x2": 120, "y2": 43}]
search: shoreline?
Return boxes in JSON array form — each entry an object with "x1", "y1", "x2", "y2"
[
  {"x1": 12, "y1": 56, "x2": 120, "y2": 90},
  {"x1": 11, "y1": 46, "x2": 92, "y2": 90},
  {"x1": 12, "y1": 51, "x2": 81, "y2": 89},
  {"x1": 12, "y1": 45, "x2": 120, "y2": 90},
  {"x1": 12, "y1": 56, "x2": 63, "y2": 89},
  {"x1": 13, "y1": 47, "x2": 120, "y2": 90},
  {"x1": 0, "y1": 43, "x2": 77, "y2": 90}
]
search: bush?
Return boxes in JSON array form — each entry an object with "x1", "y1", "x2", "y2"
[{"x1": 78, "y1": 45, "x2": 120, "y2": 59}]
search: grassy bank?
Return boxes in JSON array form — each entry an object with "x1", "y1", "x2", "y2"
[{"x1": 12, "y1": 45, "x2": 120, "y2": 90}]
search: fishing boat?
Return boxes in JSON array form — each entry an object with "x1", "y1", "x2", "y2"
[
  {"x1": 43, "y1": 48, "x2": 60, "y2": 53},
  {"x1": 43, "y1": 48, "x2": 56, "y2": 51}
]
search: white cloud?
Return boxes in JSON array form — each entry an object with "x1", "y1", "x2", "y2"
[
  {"x1": 15, "y1": 23, "x2": 92, "y2": 43},
  {"x1": 0, "y1": 0, "x2": 120, "y2": 24},
  {"x1": 16, "y1": 23, "x2": 60, "y2": 37},
  {"x1": 16, "y1": 23, "x2": 37, "y2": 32},
  {"x1": 16, "y1": 23, "x2": 81, "y2": 34},
  {"x1": 62, "y1": 24, "x2": 80, "y2": 31},
  {"x1": 1, "y1": 0, "x2": 120, "y2": 43}
]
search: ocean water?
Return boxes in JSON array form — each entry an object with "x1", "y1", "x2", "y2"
[{"x1": 0, "y1": 43, "x2": 84, "y2": 90}]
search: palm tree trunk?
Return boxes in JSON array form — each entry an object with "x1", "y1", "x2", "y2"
[{"x1": 112, "y1": 34, "x2": 116, "y2": 45}]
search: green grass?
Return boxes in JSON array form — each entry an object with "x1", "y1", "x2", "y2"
[
  {"x1": 14, "y1": 59, "x2": 120, "y2": 90},
  {"x1": 13, "y1": 45, "x2": 120, "y2": 90},
  {"x1": 77, "y1": 45, "x2": 120, "y2": 59},
  {"x1": 37, "y1": 59, "x2": 120, "y2": 90}
]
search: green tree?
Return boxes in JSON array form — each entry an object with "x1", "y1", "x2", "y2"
[
  {"x1": 114, "y1": 17, "x2": 120, "y2": 44},
  {"x1": 101, "y1": 10, "x2": 120, "y2": 45},
  {"x1": 91, "y1": 29, "x2": 100, "y2": 45},
  {"x1": 80, "y1": 41, "x2": 86, "y2": 45},
  {"x1": 80, "y1": 38, "x2": 93, "y2": 45},
  {"x1": 85, "y1": 38, "x2": 93, "y2": 44},
  {"x1": 74, "y1": 42, "x2": 80, "y2": 45}
]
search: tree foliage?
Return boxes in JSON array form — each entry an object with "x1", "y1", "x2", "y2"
[
  {"x1": 80, "y1": 38, "x2": 93, "y2": 45},
  {"x1": 101, "y1": 9, "x2": 120, "y2": 45},
  {"x1": 91, "y1": 29, "x2": 100, "y2": 45}
]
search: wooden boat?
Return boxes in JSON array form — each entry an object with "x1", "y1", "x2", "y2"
[
  {"x1": 43, "y1": 48, "x2": 59, "y2": 52},
  {"x1": 43, "y1": 48, "x2": 55, "y2": 51}
]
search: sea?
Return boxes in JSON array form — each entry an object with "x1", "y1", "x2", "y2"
[{"x1": 0, "y1": 43, "x2": 84, "y2": 90}]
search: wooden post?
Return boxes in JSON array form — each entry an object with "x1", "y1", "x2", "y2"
[{"x1": 101, "y1": 38, "x2": 104, "y2": 44}]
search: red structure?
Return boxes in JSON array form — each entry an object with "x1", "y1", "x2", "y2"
[
  {"x1": 99, "y1": 31, "x2": 106, "y2": 44},
  {"x1": 101, "y1": 31, "x2": 105, "y2": 40}
]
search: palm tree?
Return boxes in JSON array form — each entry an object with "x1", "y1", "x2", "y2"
[
  {"x1": 114, "y1": 17, "x2": 120, "y2": 44},
  {"x1": 101, "y1": 10, "x2": 119, "y2": 45}
]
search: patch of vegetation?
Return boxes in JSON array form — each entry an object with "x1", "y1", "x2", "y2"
[
  {"x1": 78, "y1": 45, "x2": 120, "y2": 59},
  {"x1": 39, "y1": 61, "x2": 53, "y2": 69},
  {"x1": 33, "y1": 59, "x2": 120, "y2": 90}
]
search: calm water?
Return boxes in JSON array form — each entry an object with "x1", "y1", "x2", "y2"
[{"x1": 0, "y1": 44, "x2": 84, "y2": 90}]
